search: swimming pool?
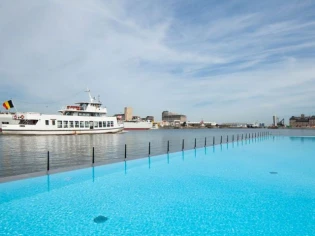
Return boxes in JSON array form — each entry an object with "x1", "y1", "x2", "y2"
[{"x1": 1, "y1": 136, "x2": 314, "y2": 235}]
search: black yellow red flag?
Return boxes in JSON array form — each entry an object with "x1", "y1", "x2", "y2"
[{"x1": 2, "y1": 100, "x2": 14, "y2": 110}]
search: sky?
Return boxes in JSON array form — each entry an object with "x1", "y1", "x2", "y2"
[{"x1": 1, "y1": 0, "x2": 315, "y2": 124}]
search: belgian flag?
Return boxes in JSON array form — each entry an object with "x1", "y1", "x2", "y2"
[{"x1": 3, "y1": 100, "x2": 14, "y2": 110}]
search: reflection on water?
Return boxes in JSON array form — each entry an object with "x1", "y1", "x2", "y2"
[{"x1": 1, "y1": 128, "x2": 315, "y2": 178}]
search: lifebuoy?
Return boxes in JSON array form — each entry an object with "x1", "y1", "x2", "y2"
[{"x1": 20, "y1": 115, "x2": 24, "y2": 119}]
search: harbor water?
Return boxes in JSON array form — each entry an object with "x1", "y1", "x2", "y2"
[{"x1": 1, "y1": 128, "x2": 315, "y2": 179}]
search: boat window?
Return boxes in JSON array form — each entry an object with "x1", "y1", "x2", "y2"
[
  {"x1": 94, "y1": 121, "x2": 98, "y2": 128},
  {"x1": 85, "y1": 121, "x2": 89, "y2": 128},
  {"x1": 103, "y1": 121, "x2": 106, "y2": 127},
  {"x1": 2, "y1": 122, "x2": 9, "y2": 124},
  {"x1": 75, "y1": 121, "x2": 79, "y2": 128},
  {"x1": 69, "y1": 121, "x2": 74, "y2": 128},
  {"x1": 110, "y1": 121, "x2": 114, "y2": 127},
  {"x1": 45, "y1": 120, "x2": 49, "y2": 125},
  {"x1": 81, "y1": 104, "x2": 87, "y2": 110},
  {"x1": 57, "y1": 121, "x2": 62, "y2": 128},
  {"x1": 99, "y1": 121, "x2": 102, "y2": 128},
  {"x1": 52, "y1": 120, "x2": 56, "y2": 126},
  {"x1": 107, "y1": 121, "x2": 110, "y2": 127},
  {"x1": 64, "y1": 121, "x2": 68, "y2": 128},
  {"x1": 80, "y1": 121, "x2": 84, "y2": 128},
  {"x1": 18, "y1": 120, "x2": 38, "y2": 125}
]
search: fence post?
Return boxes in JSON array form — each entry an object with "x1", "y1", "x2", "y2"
[
  {"x1": 204, "y1": 137, "x2": 207, "y2": 147},
  {"x1": 124, "y1": 144, "x2": 127, "y2": 159},
  {"x1": 242, "y1": 134, "x2": 243, "y2": 140},
  {"x1": 92, "y1": 147, "x2": 95, "y2": 164},
  {"x1": 232, "y1": 135, "x2": 234, "y2": 142},
  {"x1": 182, "y1": 139, "x2": 185, "y2": 151},
  {"x1": 220, "y1": 136, "x2": 222, "y2": 144},
  {"x1": 227, "y1": 135, "x2": 228, "y2": 143},
  {"x1": 149, "y1": 142, "x2": 151, "y2": 156},
  {"x1": 47, "y1": 151, "x2": 50, "y2": 171},
  {"x1": 194, "y1": 138, "x2": 196, "y2": 149},
  {"x1": 167, "y1": 140, "x2": 170, "y2": 153},
  {"x1": 213, "y1": 136, "x2": 215, "y2": 145}
]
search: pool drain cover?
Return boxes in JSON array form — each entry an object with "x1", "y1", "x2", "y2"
[
  {"x1": 269, "y1": 171, "x2": 278, "y2": 174},
  {"x1": 94, "y1": 215, "x2": 108, "y2": 224}
]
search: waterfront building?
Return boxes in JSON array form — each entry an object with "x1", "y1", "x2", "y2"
[
  {"x1": 124, "y1": 107, "x2": 133, "y2": 121},
  {"x1": 162, "y1": 111, "x2": 187, "y2": 123},
  {"x1": 289, "y1": 114, "x2": 315, "y2": 128},
  {"x1": 146, "y1": 116, "x2": 154, "y2": 122},
  {"x1": 272, "y1": 115, "x2": 277, "y2": 126}
]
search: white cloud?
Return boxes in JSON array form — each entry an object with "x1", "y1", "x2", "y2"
[{"x1": 1, "y1": 0, "x2": 315, "y2": 124}]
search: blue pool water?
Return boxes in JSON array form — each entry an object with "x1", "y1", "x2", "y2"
[{"x1": 1, "y1": 136, "x2": 315, "y2": 235}]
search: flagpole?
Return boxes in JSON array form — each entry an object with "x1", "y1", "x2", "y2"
[{"x1": 12, "y1": 100, "x2": 18, "y2": 114}]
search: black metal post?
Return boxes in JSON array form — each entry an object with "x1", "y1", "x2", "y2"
[
  {"x1": 47, "y1": 151, "x2": 50, "y2": 171},
  {"x1": 92, "y1": 147, "x2": 95, "y2": 164},
  {"x1": 220, "y1": 136, "x2": 222, "y2": 144},
  {"x1": 242, "y1": 134, "x2": 243, "y2": 140},
  {"x1": 149, "y1": 142, "x2": 151, "y2": 156},
  {"x1": 167, "y1": 140, "x2": 170, "y2": 153},
  {"x1": 213, "y1": 136, "x2": 215, "y2": 145},
  {"x1": 194, "y1": 138, "x2": 196, "y2": 149},
  {"x1": 205, "y1": 137, "x2": 207, "y2": 147},
  {"x1": 227, "y1": 135, "x2": 228, "y2": 143},
  {"x1": 182, "y1": 139, "x2": 184, "y2": 151},
  {"x1": 232, "y1": 135, "x2": 234, "y2": 142},
  {"x1": 124, "y1": 144, "x2": 127, "y2": 159}
]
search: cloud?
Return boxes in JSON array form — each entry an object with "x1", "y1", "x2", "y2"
[{"x1": 0, "y1": 0, "x2": 315, "y2": 124}]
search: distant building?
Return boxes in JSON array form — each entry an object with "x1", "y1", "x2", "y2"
[
  {"x1": 124, "y1": 107, "x2": 133, "y2": 121},
  {"x1": 289, "y1": 114, "x2": 315, "y2": 128},
  {"x1": 162, "y1": 111, "x2": 187, "y2": 123},
  {"x1": 132, "y1": 116, "x2": 141, "y2": 121},
  {"x1": 272, "y1": 115, "x2": 277, "y2": 126},
  {"x1": 146, "y1": 116, "x2": 154, "y2": 122}
]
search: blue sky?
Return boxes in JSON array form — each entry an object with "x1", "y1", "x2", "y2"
[{"x1": 1, "y1": 0, "x2": 315, "y2": 124}]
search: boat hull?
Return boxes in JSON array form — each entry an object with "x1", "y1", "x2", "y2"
[
  {"x1": 1, "y1": 127, "x2": 123, "y2": 135},
  {"x1": 123, "y1": 128, "x2": 151, "y2": 131}
]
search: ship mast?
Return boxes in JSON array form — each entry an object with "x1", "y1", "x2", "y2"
[{"x1": 85, "y1": 88, "x2": 94, "y2": 103}]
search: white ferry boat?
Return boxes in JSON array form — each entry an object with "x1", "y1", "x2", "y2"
[
  {"x1": 1, "y1": 91, "x2": 124, "y2": 135},
  {"x1": 123, "y1": 120, "x2": 153, "y2": 130}
]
